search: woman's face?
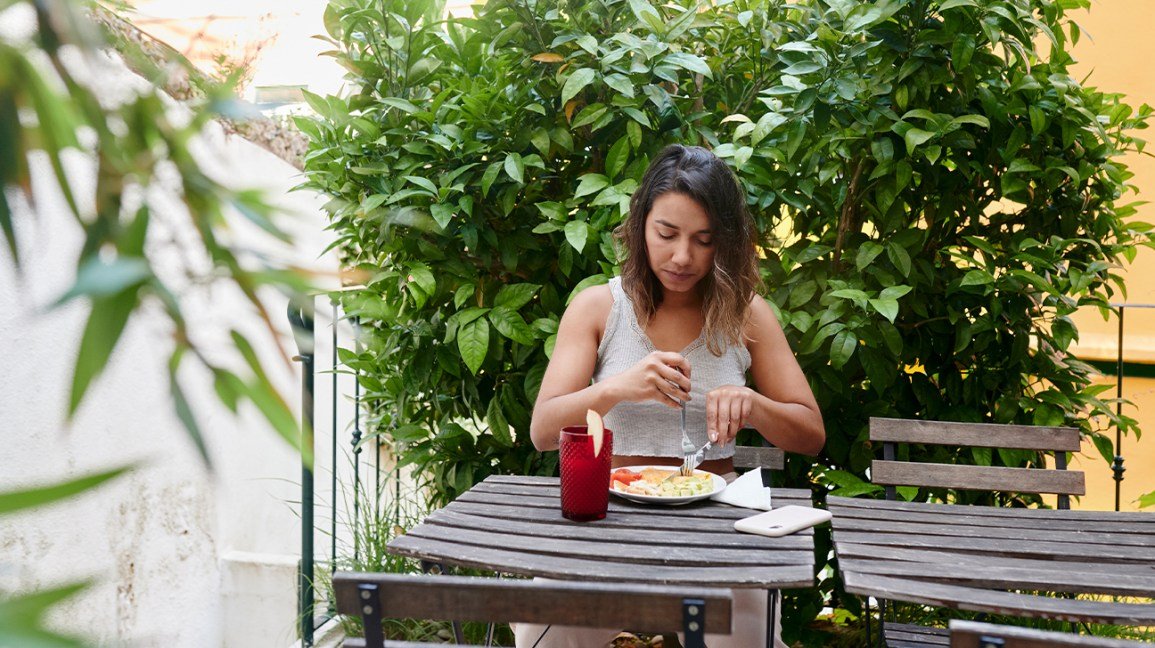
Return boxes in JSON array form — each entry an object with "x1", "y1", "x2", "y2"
[{"x1": 644, "y1": 192, "x2": 716, "y2": 296}]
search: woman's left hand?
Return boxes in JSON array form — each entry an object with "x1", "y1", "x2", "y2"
[{"x1": 705, "y1": 385, "x2": 756, "y2": 446}]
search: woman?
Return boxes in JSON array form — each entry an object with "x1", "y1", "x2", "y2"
[{"x1": 520, "y1": 145, "x2": 824, "y2": 648}]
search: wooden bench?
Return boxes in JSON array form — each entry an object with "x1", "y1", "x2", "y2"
[
  {"x1": 733, "y1": 443, "x2": 784, "y2": 471},
  {"x1": 949, "y1": 620, "x2": 1150, "y2": 647},
  {"x1": 867, "y1": 417, "x2": 1086, "y2": 648},
  {"x1": 332, "y1": 571, "x2": 733, "y2": 648}
]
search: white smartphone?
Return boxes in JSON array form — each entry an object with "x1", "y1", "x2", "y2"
[{"x1": 733, "y1": 505, "x2": 833, "y2": 537}]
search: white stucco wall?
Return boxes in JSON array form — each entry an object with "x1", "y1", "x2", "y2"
[{"x1": 0, "y1": 24, "x2": 350, "y2": 646}]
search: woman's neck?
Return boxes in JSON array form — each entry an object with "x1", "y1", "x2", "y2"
[{"x1": 659, "y1": 287, "x2": 705, "y2": 311}]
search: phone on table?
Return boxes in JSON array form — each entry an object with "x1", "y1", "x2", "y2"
[{"x1": 733, "y1": 505, "x2": 832, "y2": 537}]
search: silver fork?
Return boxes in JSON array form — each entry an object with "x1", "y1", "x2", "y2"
[
  {"x1": 681, "y1": 440, "x2": 712, "y2": 476},
  {"x1": 678, "y1": 400, "x2": 695, "y2": 476}
]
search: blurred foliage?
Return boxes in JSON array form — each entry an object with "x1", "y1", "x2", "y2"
[
  {"x1": 301, "y1": 0, "x2": 1151, "y2": 641},
  {"x1": 1, "y1": 0, "x2": 309, "y2": 644}
]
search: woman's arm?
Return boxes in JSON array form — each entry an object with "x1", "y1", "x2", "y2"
[
  {"x1": 529, "y1": 285, "x2": 691, "y2": 451},
  {"x1": 705, "y1": 296, "x2": 825, "y2": 455}
]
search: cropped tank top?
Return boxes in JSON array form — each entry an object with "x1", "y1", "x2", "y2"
[{"x1": 593, "y1": 277, "x2": 752, "y2": 460}]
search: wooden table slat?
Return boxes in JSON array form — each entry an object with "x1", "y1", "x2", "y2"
[
  {"x1": 833, "y1": 516, "x2": 1155, "y2": 547},
  {"x1": 832, "y1": 542, "x2": 1152, "y2": 580},
  {"x1": 828, "y1": 495, "x2": 1155, "y2": 524},
  {"x1": 840, "y1": 557, "x2": 1155, "y2": 597},
  {"x1": 842, "y1": 571, "x2": 1155, "y2": 626},
  {"x1": 404, "y1": 522, "x2": 813, "y2": 567},
  {"x1": 425, "y1": 508, "x2": 810, "y2": 550},
  {"x1": 831, "y1": 503, "x2": 1155, "y2": 536},
  {"x1": 831, "y1": 530, "x2": 1155, "y2": 562},
  {"x1": 389, "y1": 535, "x2": 815, "y2": 588}
]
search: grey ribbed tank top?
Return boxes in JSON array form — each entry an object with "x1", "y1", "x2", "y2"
[{"x1": 593, "y1": 277, "x2": 751, "y2": 460}]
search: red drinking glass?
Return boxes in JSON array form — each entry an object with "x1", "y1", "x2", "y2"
[{"x1": 559, "y1": 425, "x2": 613, "y2": 521}]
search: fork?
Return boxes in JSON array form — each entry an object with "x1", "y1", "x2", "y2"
[
  {"x1": 678, "y1": 399, "x2": 696, "y2": 475},
  {"x1": 680, "y1": 440, "x2": 712, "y2": 476}
]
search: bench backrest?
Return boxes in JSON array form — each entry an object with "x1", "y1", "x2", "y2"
[
  {"x1": 333, "y1": 572, "x2": 733, "y2": 648},
  {"x1": 869, "y1": 417, "x2": 1085, "y2": 508},
  {"x1": 950, "y1": 620, "x2": 1149, "y2": 647},
  {"x1": 733, "y1": 444, "x2": 784, "y2": 471}
]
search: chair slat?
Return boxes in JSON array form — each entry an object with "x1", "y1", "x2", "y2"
[
  {"x1": 872, "y1": 460, "x2": 1085, "y2": 496},
  {"x1": 949, "y1": 619, "x2": 1150, "y2": 647},
  {"x1": 870, "y1": 417, "x2": 1080, "y2": 451},
  {"x1": 733, "y1": 445, "x2": 784, "y2": 471},
  {"x1": 332, "y1": 572, "x2": 733, "y2": 636}
]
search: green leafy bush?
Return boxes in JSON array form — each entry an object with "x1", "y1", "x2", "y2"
[{"x1": 301, "y1": 0, "x2": 1151, "y2": 639}]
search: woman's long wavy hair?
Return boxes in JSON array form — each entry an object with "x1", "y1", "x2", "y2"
[{"x1": 616, "y1": 144, "x2": 761, "y2": 356}]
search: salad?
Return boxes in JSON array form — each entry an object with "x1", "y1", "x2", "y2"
[{"x1": 611, "y1": 467, "x2": 714, "y2": 498}]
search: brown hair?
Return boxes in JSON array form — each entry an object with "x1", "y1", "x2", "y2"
[{"x1": 616, "y1": 144, "x2": 761, "y2": 355}]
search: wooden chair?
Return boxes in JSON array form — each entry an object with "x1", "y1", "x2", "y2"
[
  {"x1": 867, "y1": 417, "x2": 1086, "y2": 648},
  {"x1": 949, "y1": 620, "x2": 1150, "y2": 647},
  {"x1": 333, "y1": 571, "x2": 733, "y2": 648},
  {"x1": 733, "y1": 443, "x2": 785, "y2": 472}
]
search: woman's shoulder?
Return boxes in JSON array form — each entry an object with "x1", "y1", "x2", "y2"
[
  {"x1": 563, "y1": 282, "x2": 615, "y2": 326},
  {"x1": 742, "y1": 294, "x2": 785, "y2": 341}
]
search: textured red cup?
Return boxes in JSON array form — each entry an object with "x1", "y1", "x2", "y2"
[{"x1": 559, "y1": 425, "x2": 613, "y2": 521}]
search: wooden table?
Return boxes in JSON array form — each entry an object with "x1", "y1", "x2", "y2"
[
  {"x1": 387, "y1": 475, "x2": 818, "y2": 645},
  {"x1": 828, "y1": 495, "x2": 1155, "y2": 626}
]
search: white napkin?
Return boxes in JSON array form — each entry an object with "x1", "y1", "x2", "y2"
[{"x1": 710, "y1": 469, "x2": 773, "y2": 510}]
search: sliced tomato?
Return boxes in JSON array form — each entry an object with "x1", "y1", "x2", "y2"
[{"x1": 610, "y1": 469, "x2": 642, "y2": 485}]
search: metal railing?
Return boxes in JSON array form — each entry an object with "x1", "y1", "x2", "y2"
[
  {"x1": 1108, "y1": 302, "x2": 1155, "y2": 512},
  {"x1": 285, "y1": 298, "x2": 1153, "y2": 643}
]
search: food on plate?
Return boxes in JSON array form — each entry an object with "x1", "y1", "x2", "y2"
[{"x1": 610, "y1": 467, "x2": 714, "y2": 497}]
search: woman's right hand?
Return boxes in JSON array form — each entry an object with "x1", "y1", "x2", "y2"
[{"x1": 609, "y1": 351, "x2": 692, "y2": 409}]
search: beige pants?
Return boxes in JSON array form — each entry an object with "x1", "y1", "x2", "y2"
[{"x1": 512, "y1": 587, "x2": 786, "y2": 648}]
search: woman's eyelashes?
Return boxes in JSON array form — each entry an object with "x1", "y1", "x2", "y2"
[{"x1": 657, "y1": 230, "x2": 713, "y2": 246}]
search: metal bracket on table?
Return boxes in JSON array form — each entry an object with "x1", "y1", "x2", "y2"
[
  {"x1": 357, "y1": 583, "x2": 384, "y2": 648},
  {"x1": 682, "y1": 597, "x2": 706, "y2": 648}
]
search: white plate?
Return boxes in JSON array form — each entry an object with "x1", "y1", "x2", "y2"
[{"x1": 608, "y1": 465, "x2": 727, "y2": 506}]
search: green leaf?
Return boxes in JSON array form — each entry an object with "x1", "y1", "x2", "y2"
[
  {"x1": 575, "y1": 173, "x2": 610, "y2": 198},
  {"x1": 458, "y1": 317, "x2": 490, "y2": 375},
  {"x1": 1090, "y1": 432, "x2": 1115, "y2": 465},
  {"x1": 903, "y1": 127, "x2": 935, "y2": 152},
  {"x1": 481, "y1": 161, "x2": 502, "y2": 196},
  {"x1": 603, "y1": 73, "x2": 635, "y2": 98},
  {"x1": 664, "y1": 52, "x2": 712, "y2": 78},
  {"x1": 169, "y1": 349, "x2": 210, "y2": 467},
  {"x1": 495, "y1": 283, "x2": 540, "y2": 310},
  {"x1": 1138, "y1": 491, "x2": 1155, "y2": 509},
  {"x1": 830, "y1": 330, "x2": 857, "y2": 369},
  {"x1": 606, "y1": 136, "x2": 630, "y2": 179},
  {"x1": 939, "y1": 0, "x2": 978, "y2": 10},
  {"x1": 53, "y1": 257, "x2": 151, "y2": 307},
  {"x1": 960, "y1": 270, "x2": 994, "y2": 286},
  {"x1": 0, "y1": 465, "x2": 135, "y2": 515},
  {"x1": 879, "y1": 285, "x2": 912, "y2": 301},
  {"x1": 869, "y1": 298, "x2": 900, "y2": 323},
  {"x1": 487, "y1": 397, "x2": 513, "y2": 446},
  {"x1": 504, "y1": 152, "x2": 525, "y2": 184},
  {"x1": 0, "y1": 581, "x2": 90, "y2": 648},
  {"x1": 489, "y1": 307, "x2": 537, "y2": 345},
  {"x1": 380, "y1": 97, "x2": 419, "y2": 113},
  {"x1": 68, "y1": 288, "x2": 138, "y2": 419},
  {"x1": 856, "y1": 242, "x2": 885, "y2": 271},
  {"x1": 887, "y1": 243, "x2": 912, "y2": 277},
  {"x1": 407, "y1": 261, "x2": 436, "y2": 296},
  {"x1": 561, "y1": 68, "x2": 597, "y2": 105},
  {"x1": 564, "y1": 220, "x2": 590, "y2": 253}
]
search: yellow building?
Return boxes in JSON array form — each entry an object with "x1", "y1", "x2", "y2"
[{"x1": 1067, "y1": 1, "x2": 1155, "y2": 512}]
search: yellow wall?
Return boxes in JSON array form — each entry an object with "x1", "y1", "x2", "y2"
[{"x1": 1065, "y1": 1, "x2": 1155, "y2": 511}]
